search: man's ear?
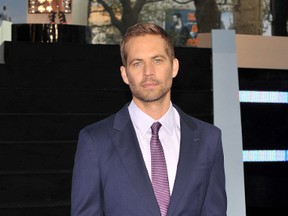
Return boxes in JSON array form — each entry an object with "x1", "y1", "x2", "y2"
[
  {"x1": 120, "y1": 66, "x2": 129, "y2": 85},
  {"x1": 172, "y1": 58, "x2": 179, "y2": 78}
]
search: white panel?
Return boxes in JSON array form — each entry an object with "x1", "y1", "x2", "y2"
[
  {"x1": 212, "y1": 30, "x2": 246, "y2": 216},
  {"x1": 0, "y1": 20, "x2": 12, "y2": 64}
]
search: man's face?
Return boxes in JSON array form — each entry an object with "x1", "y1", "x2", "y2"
[
  {"x1": 172, "y1": 15, "x2": 178, "y2": 25},
  {"x1": 120, "y1": 34, "x2": 179, "y2": 105}
]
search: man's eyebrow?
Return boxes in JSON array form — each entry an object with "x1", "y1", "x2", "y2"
[{"x1": 151, "y1": 55, "x2": 168, "y2": 59}]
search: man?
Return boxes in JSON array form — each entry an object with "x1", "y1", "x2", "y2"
[
  {"x1": 0, "y1": 5, "x2": 9, "y2": 21},
  {"x1": 168, "y1": 13, "x2": 191, "y2": 47},
  {"x1": 71, "y1": 23, "x2": 227, "y2": 216}
]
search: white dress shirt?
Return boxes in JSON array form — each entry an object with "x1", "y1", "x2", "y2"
[{"x1": 128, "y1": 101, "x2": 181, "y2": 194}]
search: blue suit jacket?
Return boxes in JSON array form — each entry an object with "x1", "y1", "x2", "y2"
[{"x1": 71, "y1": 104, "x2": 227, "y2": 216}]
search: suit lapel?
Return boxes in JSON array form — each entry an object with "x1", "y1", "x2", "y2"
[
  {"x1": 168, "y1": 109, "x2": 202, "y2": 216},
  {"x1": 112, "y1": 105, "x2": 160, "y2": 215}
]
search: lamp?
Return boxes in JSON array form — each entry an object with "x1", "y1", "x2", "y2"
[{"x1": 28, "y1": 0, "x2": 72, "y2": 14}]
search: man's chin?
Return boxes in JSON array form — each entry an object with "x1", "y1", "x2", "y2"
[{"x1": 135, "y1": 93, "x2": 167, "y2": 103}]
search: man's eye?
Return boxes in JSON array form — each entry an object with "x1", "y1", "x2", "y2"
[
  {"x1": 154, "y1": 58, "x2": 163, "y2": 64},
  {"x1": 133, "y1": 62, "x2": 142, "y2": 67}
]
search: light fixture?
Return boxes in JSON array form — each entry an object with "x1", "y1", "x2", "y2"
[
  {"x1": 38, "y1": 5, "x2": 46, "y2": 13},
  {"x1": 28, "y1": 0, "x2": 72, "y2": 14},
  {"x1": 46, "y1": 6, "x2": 52, "y2": 12}
]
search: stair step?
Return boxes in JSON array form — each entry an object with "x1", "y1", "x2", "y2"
[
  {"x1": 0, "y1": 88, "x2": 131, "y2": 113},
  {"x1": 0, "y1": 141, "x2": 76, "y2": 171},
  {"x1": 0, "y1": 114, "x2": 107, "y2": 141},
  {"x1": 0, "y1": 205, "x2": 70, "y2": 216},
  {"x1": 0, "y1": 172, "x2": 71, "y2": 204}
]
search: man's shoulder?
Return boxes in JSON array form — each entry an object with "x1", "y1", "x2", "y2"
[
  {"x1": 176, "y1": 105, "x2": 220, "y2": 133},
  {"x1": 187, "y1": 114, "x2": 219, "y2": 131}
]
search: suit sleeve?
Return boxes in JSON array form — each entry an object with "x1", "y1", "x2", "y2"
[
  {"x1": 201, "y1": 131, "x2": 227, "y2": 216},
  {"x1": 71, "y1": 128, "x2": 104, "y2": 216}
]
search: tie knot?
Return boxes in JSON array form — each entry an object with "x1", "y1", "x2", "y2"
[{"x1": 151, "y1": 122, "x2": 162, "y2": 135}]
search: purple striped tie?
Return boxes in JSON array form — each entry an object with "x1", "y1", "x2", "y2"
[{"x1": 150, "y1": 122, "x2": 170, "y2": 216}]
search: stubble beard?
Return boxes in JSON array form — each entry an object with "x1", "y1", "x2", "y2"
[{"x1": 130, "y1": 78, "x2": 172, "y2": 103}]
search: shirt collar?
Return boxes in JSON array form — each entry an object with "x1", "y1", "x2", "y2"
[{"x1": 128, "y1": 100, "x2": 175, "y2": 137}]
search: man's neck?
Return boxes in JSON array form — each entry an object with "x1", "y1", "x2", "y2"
[{"x1": 132, "y1": 98, "x2": 171, "y2": 120}]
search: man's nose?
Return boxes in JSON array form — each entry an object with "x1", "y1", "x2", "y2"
[{"x1": 143, "y1": 62, "x2": 154, "y2": 76}]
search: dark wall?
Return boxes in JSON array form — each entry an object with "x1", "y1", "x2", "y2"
[
  {"x1": 239, "y1": 68, "x2": 288, "y2": 215},
  {"x1": 0, "y1": 42, "x2": 213, "y2": 215}
]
